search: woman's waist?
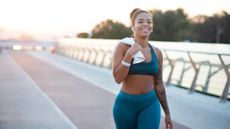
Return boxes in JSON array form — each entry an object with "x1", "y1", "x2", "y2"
[
  {"x1": 121, "y1": 85, "x2": 154, "y2": 95},
  {"x1": 121, "y1": 81, "x2": 155, "y2": 94},
  {"x1": 123, "y1": 77, "x2": 153, "y2": 87},
  {"x1": 122, "y1": 75, "x2": 155, "y2": 94},
  {"x1": 117, "y1": 89, "x2": 158, "y2": 103}
]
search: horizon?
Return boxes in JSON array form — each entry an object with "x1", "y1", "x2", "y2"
[{"x1": 0, "y1": 0, "x2": 229, "y2": 40}]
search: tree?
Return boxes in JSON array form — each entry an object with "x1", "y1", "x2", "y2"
[
  {"x1": 192, "y1": 11, "x2": 230, "y2": 43},
  {"x1": 149, "y1": 8, "x2": 190, "y2": 41},
  {"x1": 77, "y1": 32, "x2": 89, "y2": 38},
  {"x1": 220, "y1": 11, "x2": 230, "y2": 43},
  {"x1": 91, "y1": 19, "x2": 132, "y2": 39}
]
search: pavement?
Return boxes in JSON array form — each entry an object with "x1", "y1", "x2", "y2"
[
  {"x1": 0, "y1": 50, "x2": 77, "y2": 129},
  {"x1": 0, "y1": 50, "x2": 230, "y2": 129}
]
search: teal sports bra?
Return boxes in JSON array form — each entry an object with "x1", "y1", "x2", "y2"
[{"x1": 128, "y1": 44, "x2": 158, "y2": 76}]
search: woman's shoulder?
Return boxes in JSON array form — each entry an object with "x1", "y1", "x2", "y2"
[
  {"x1": 115, "y1": 41, "x2": 130, "y2": 51},
  {"x1": 150, "y1": 45, "x2": 162, "y2": 55},
  {"x1": 150, "y1": 45, "x2": 163, "y2": 61}
]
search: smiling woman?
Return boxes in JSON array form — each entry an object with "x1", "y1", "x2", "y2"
[{"x1": 112, "y1": 8, "x2": 173, "y2": 129}]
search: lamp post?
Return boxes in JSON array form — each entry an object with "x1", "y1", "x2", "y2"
[{"x1": 216, "y1": 25, "x2": 223, "y2": 43}]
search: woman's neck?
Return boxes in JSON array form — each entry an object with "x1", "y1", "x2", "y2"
[{"x1": 133, "y1": 36, "x2": 149, "y2": 48}]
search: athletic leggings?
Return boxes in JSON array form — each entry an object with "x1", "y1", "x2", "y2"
[{"x1": 113, "y1": 90, "x2": 161, "y2": 129}]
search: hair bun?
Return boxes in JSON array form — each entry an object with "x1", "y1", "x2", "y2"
[
  {"x1": 130, "y1": 8, "x2": 141, "y2": 19},
  {"x1": 129, "y1": 8, "x2": 150, "y2": 26}
]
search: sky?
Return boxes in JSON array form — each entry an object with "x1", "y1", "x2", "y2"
[{"x1": 0, "y1": 0, "x2": 229, "y2": 40}]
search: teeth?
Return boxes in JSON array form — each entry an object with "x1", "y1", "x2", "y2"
[{"x1": 142, "y1": 28, "x2": 149, "y2": 31}]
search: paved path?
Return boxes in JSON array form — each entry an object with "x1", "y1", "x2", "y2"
[
  {"x1": 0, "y1": 50, "x2": 77, "y2": 129},
  {"x1": 12, "y1": 51, "x2": 189, "y2": 129},
  {"x1": 11, "y1": 51, "x2": 116, "y2": 129},
  {"x1": 1, "y1": 50, "x2": 230, "y2": 129},
  {"x1": 28, "y1": 51, "x2": 230, "y2": 129}
]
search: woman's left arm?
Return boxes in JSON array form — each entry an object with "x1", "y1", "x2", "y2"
[{"x1": 154, "y1": 48, "x2": 173, "y2": 129}]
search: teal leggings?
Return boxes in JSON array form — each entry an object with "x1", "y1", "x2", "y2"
[{"x1": 113, "y1": 90, "x2": 161, "y2": 129}]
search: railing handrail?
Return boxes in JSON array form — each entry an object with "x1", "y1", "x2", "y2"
[
  {"x1": 56, "y1": 38, "x2": 230, "y2": 102},
  {"x1": 58, "y1": 38, "x2": 230, "y2": 55}
]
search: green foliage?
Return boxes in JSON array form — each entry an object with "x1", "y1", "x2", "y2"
[
  {"x1": 76, "y1": 9, "x2": 230, "y2": 43},
  {"x1": 77, "y1": 32, "x2": 89, "y2": 38},
  {"x1": 192, "y1": 11, "x2": 230, "y2": 43},
  {"x1": 91, "y1": 19, "x2": 132, "y2": 39},
  {"x1": 149, "y1": 8, "x2": 190, "y2": 41}
]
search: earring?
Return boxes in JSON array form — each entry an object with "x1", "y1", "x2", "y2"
[
  {"x1": 150, "y1": 28, "x2": 153, "y2": 33},
  {"x1": 131, "y1": 27, "x2": 134, "y2": 32}
]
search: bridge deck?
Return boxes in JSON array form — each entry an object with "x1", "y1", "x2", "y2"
[{"x1": 0, "y1": 50, "x2": 229, "y2": 129}]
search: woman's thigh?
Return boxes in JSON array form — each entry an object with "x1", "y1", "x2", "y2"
[
  {"x1": 137, "y1": 101, "x2": 161, "y2": 129},
  {"x1": 113, "y1": 97, "x2": 138, "y2": 129}
]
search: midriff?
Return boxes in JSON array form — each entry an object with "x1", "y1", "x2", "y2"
[{"x1": 121, "y1": 75, "x2": 155, "y2": 95}]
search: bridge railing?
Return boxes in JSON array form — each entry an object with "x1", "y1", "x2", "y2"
[
  {"x1": 0, "y1": 41, "x2": 55, "y2": 51},
  {"x1": 55, "y1": 38, "x2": 230, "y2": 102}
]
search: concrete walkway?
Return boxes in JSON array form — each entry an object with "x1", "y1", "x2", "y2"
[
  {"x1": 28, "y1": 51, "x2": 230, "y2": 129},
  {"x1": 0, "y1": 50, "x2": 77, "y2": 129},
  {"x1": 11, "y1": 51, "x2": 116, "y2": 129},
  {"x1": 1, "y1": 50, "x2": 230, "y2": 129},
  {"x1": 11, "y1": 51, "x2": 189, "y2": 129},
  {"x1": 7, "y1": 50, "x2": 190, "y2": 129}
]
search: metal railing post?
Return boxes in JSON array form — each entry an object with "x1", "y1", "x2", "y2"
[
  {"x1": 188, "y1": 52, "x2": 200, "y2": 93},
  {"x1": 219, "y1": 54, "x2": 230, "y2": 102},
  {"x1": 56, "y1": 38, "x2": 230, "y2": 102},
  {"x1": 164, "y1": 51, "x2": 175, "y2": 86}
]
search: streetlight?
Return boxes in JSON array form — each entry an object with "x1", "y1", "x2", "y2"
[{"x1": 216, "y1": 24, "x2": 223, "y2": 43}]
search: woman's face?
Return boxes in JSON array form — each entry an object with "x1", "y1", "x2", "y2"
[{"x1": 133, "y1": 12, "x2": 153, "y2": 38}]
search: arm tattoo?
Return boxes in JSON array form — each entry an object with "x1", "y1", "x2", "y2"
[{"x1": 155, "y1": 56, "x2": 170, "y2": 115}]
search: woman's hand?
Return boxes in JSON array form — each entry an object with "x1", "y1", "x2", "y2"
[
  {"x1": 165, "y1": 114, "x2": 173, "y2": 129},
  {"x1": 126, "y1": 43, "x2": 141, "y2": 56}
]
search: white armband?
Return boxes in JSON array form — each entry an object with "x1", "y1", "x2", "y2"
[{"x1": 121, "y1": 60, "x2": 131, "y2": 67}]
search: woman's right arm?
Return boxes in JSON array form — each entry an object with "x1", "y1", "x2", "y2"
[{"x1": 112, "y1": 43, "x2": 140, "y2": 84}]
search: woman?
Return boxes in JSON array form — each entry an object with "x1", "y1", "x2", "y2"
[{"x1": 112, "y1": 8, "x2": 173, "y2": 129}]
